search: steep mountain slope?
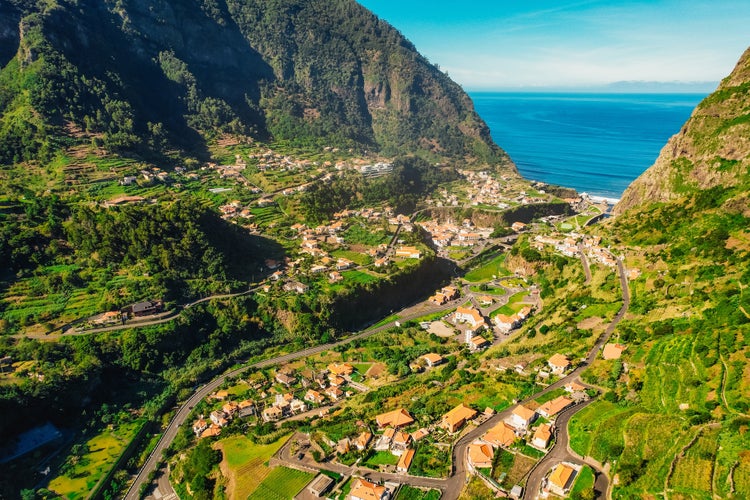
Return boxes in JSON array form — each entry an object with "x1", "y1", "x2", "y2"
[
  {"x1": 563, "y1": 47, "x2": 750, "y2": 498},
  {"x1": 615, "y1": 47, "x2": 750, "y2": 215},
  {"x1": 0, "y1": 0, "x2": 510, "y2": 166}
]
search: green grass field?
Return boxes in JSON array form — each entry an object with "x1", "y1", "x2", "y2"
[
  {"x1": 332, "y1": 249, "x2": 373, "y2": 266},
  {"x1": 365, "y1": 450, "x2": 400, "y2": 467},
  {"x1": 247, "y1": 466, "x2": 314, "y2": 500},
  {"x1": 342, "y1": 224, "x2": 391, "y2": 246},
  {"x1": 395, "y1": 485, "x2": 442, "y2": 500},
  {"x1": 489, "y1": 291, "x2": 529, "y2": 317},
  {"x1": 570, "y1": 465, "x2": 595, "y2": 498},
  {"x1": 342, "y1": 270, "x2": 379, "y2": 285},
  {"x1": 464, "y1": 254, "x2": 509, "y2": 282}
]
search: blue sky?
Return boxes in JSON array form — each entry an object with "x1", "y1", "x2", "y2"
[{"x1": 357, "y1": 0, "x2": 750, "y2": 90}]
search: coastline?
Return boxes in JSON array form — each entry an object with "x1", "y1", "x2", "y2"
[{"x1": 471, "y1": 92, "x2": 705, "y2": 200}]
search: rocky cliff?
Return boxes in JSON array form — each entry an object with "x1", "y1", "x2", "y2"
[{"x1": 614, "y1": 47, "x2": 750, "y2": 215}]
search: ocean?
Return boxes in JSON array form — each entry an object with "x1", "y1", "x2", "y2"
[{"x1": 470, "y1": 93, "x2": 708, "y2": 200}]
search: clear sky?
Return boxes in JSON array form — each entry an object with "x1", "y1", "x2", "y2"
[{"x1": 357, "y1": 0, "x2": 750, "y2": 90}]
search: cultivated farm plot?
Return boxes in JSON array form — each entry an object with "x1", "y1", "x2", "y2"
[
  {"x1": 247, "y1": 466, "x2": 314, "y2": 500},
  {"x1": 250, "y1": 205, "x2": 285, "y2": 226},
  {"x1": 331, "y1": 249, "x2": 373, "y2": 266},
  {"x1": 617, "y1": 413, "x2": 685, "y2": 493},
  {"x1": 218, "y1": 434, "x2": 289, "y2": 499},
  {"x1": 494, "y1": 450, "x2": 536, "y2": 489},
  {"x1": 641, "y1": 335, "x2": 712, "y2": 413},
  {"x1": 394, "y1": 485, "x2": 442, "y2": 500},
  {"x1": 568, "y1": 401, "x2": 635, "y2": 459},
  {"x1": 669, "y1": 427, "x2": 719, "y2": 498}
]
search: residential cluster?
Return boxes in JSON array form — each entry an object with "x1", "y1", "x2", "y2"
[
  {"x1": 418, "y1": 219, "x2": 492, "y2": 251},
  {"x1": 191, "y1": 362, "x2": 364, "y2": 440},
  {"x1": 534, "y1": 233, "x2": 619, "y2": 267}
]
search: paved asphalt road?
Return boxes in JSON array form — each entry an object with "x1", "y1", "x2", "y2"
[
  {"x1": 125, "y1": 297, "x2": 464, "y2": 499},
  {"x1": 128, "y1": 257, "x2": 629, "y2": 500},
  {"x1": 523, "y1": 257, "x2": 629, "y2": 499}
]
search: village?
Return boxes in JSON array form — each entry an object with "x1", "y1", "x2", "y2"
[
  {"x1": 184, "y1": 321, "x2": 629, "y2": 500},
  {"x1": 3, "y1": 142, "x2": 628, "y2": 500}
]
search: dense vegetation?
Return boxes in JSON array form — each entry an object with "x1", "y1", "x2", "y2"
[
  {"x1": 0, "y1": 193, "x2": 277, "y2": 333},
  {"x1": 559, "y1": 48, "x2": 750, "y2": 498}
]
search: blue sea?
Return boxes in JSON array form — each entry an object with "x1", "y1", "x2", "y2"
[{"x1": 470, "y1": 93, "x2": 708, "y2": 199}]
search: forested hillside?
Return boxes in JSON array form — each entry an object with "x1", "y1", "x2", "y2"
[{"x1": 0, "y1": 0, "x2": 510, "y2": 165}]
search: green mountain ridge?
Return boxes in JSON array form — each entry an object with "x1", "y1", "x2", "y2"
[
  {"x1": 0, "y1": 0, "x2": 511, "y2": 166},
  {"x1": 615, "y1": 46, "x2": 750, "y2": 215},
  {"x1": 565, "y1": 46, "x2": 750, "y2": 498}
]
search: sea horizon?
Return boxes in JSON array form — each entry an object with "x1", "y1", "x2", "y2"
[{"x1": 471, "y1": 91, "x2": 708, "y2": 199}]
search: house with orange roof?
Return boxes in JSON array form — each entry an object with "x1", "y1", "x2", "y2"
[
  {"x1": 304, "y1": 389, "x2": 325, "y2": 405},
  {"x1": 422, "y1": 353, "x2": 444, "y2": 367},
  {"x1": 478, "y1": 295, "x2": 494, "y2": 306},
  {"x1": 395, "y1": 246, "x2": 421, "y2": 259},
  {"x1": 210, "y1": 390, "x2": 229, "y2": 401},
  {"x1": 374, "y1": 428, "x2": 396, "y2": 451},
  {"x1": 454, "y1": 306, "x2": 485, "y2": 328},
  {"x1": 262, "y1": 406, "x2": 283, "y2": 422},
  {"x1": 517, "y1": 306, "x2": 532, "y2": 319},
  {"x1": 397, "y1": 448, "x2": 415, "y2": 473},
  {"x1": 440, "y1": 404, "x2": 478, "y2": 433},
  {"x1": 328, "y1": 363, "x2": 355, "y2": 376},
  {"x1": 290, "y1": 399, "x2": 307, "y2": 414},
  {"x1": 548, "y1": 353, "x2": 571, "y2": 375},
  {"x1": 391, "y1": 431, "x2": 412, "y2": 455},
  {"x1": 468, "y1": 335, "x2": 490, "y2": 351},
  {"x1": 355, "y1": 431, "x2": 372, "y2": 451},
  {"x1": 602, "y1": 343, "x2": 627, "y2": 360},
  {"x1": 348, "y1": 478, "x2": 390, "y2": 500},
  {"x1": 375, "y1": 408, "x2": 414, "y2": 429},
  {"x1": 532, "y1": 423, "x2": 553, "y2": 450},
  {"x1": 430, "y1": 293, "x2": 448, "y2": 305},
  {"x1": 222, "y1": 401, "x2": 239, "y2": 417},
  {"x1": 467, "y1": 442, "x2": 495, "y2": 471},
  {"x1": 506, "y1": 405, "x2": 537, "y2": 430},
  {"x1": 564, "y1": 381, "x2": 586, "y2": 393},
  {"x1": 200, "y1": 423, "x2": 222, "y2": 439},
  {"x1": 275, "y1": 372, "x2": 296, "y2": 386},
  {"x1": 337, "y1": 438, "x2": 351, "y2": 455},
  {"x1": 482, "y1": 422, "x2": 517, "y2": 448},
  {"x1": 538, "y1": 396, "x2": 574, "y2": 418},
  {"x1": 547, "y1": 463, "x2": 579, "y2": 496},
  {"x1": 192, "y1": 418, "x2": 208, "y2": 437},
  {"x1": 210, "y1": 410, "x2": 229, "y2": 427},
  {"x1": 238, "y1": 400, "x2": 256, "y2": 417},
  {"x1": 329, "y1": 375, "x2": 346, "y2": 387},
  {"x1": 325, "y1": 386, "x2": 344, "y2": 401},
  {"x1": 493, "y1": 313, "x2": 519, "y2": 332},
  {"x1": 411, "y1": 428, "x2": 430, "y2": 441}
]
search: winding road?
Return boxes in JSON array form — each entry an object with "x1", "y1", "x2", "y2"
[
  {"x1": 125, "y1": 295, "x2": 467, "y2": 499},
  {"x1": 127, "y1": 254, "x2": 629, "y2": 500}
]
